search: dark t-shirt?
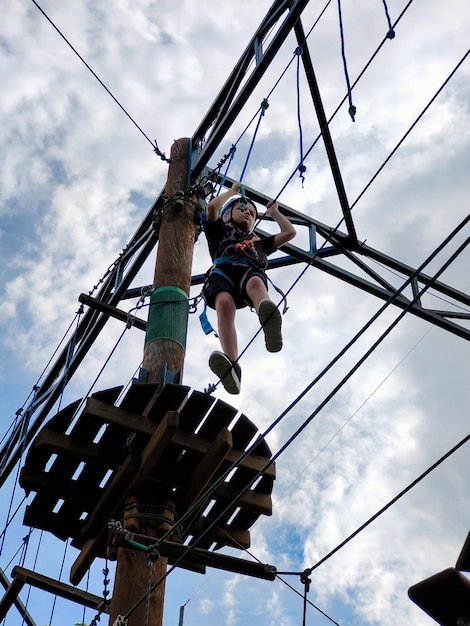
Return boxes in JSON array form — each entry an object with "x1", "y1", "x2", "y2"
[{"x1": 205, "y1": 218, "x2": 276, "y2": 270}]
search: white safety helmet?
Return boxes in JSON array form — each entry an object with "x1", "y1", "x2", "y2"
[{"x1": 219, "y1": 193, "x2": 258, "y2": 233}]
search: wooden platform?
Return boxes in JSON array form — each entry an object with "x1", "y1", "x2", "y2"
[{"x1": 19, "y1": 383, "x2": 276, "y2": 583}]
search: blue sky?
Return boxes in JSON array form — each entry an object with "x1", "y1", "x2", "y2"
[{"x1": 1, "y1": 1, "x2": 470, "y2": 625}]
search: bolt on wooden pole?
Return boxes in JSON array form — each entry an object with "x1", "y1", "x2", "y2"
[{"x1": 109, "y1": 137, "x2": 197, "y2": 626}]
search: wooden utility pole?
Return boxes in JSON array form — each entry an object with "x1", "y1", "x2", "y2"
[
  {"x1": 14, "y1": 136, "x2": 276, "y2": 626},
  {"x1": 109, "y1": 137, "x2": 196, "y2": 626}
]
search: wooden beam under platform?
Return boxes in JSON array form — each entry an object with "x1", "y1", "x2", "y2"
[
  {"x1": 20, "y1": 384, "x2": 276, "y2": 591},
  {"x1": 111, "y1": 530, "x2": 277, "y2": 581},
  {"x1": 0, "y1": 567, "x2": 37, "y2": 626},
  {"x1": 79, "y1": 293, "x2": 147, "y2": 331},
  {"x1": 0, "y1": 566, "x2": 108, "y2": 621}
]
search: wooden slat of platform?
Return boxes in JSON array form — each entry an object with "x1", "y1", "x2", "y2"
[
  {"x1": 21, "y1": 388, "x2": 125, "y2": 525},
  {"x1": 21, "y1": 384, "x2": 275, "y2": 572},
  {"x1": 118, "y1": 382, "x2": 160, "y2": 414},
  {"x1": 60, "y1": 385, "x2": 189, "y2": 527},
  {"x1": 230, "y1": 414, "x2": 258, "y2": 449},
  {"x1": 143, "y1": 384, "x2": 190, "y2": 423},
  {"x1": 22, "y1": 399, "x2": 82, "y2": 471},
  {"x1": 197, "y1": 399, "x2": 238, "y2": 439},
  {"x1": 178, "y1": 390, "x2": 215, "y2": 433},
  {"x1": 186, "y1": 518, "x2": 251, "y2": 549}
]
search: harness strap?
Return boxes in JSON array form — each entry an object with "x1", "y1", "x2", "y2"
[
  {"x1": 267, "y1": 275, "x2": 289, "y2": 314},
  {"x1": 199, "y1": 302, "x2": 217, "y2": 336},
  {"x1": 212, "y1": 267, "x2": 236, "y2": 289},
  {"x1": 213, "y1": 255, "x2": 249, "y2": 268}
]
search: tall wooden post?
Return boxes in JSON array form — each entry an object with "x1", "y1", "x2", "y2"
[{"x1": 109, "y1": 137, "x2": 196, "y2": 626}]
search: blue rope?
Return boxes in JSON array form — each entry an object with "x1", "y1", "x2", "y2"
[
  {"x1": 217, "y1": 145, "x2": 236, "y2": 195},
  {"x1": 337, "y1": 0, "x2": 356, "y2": 122},
  {"x1": 295, "y1": 47, "x2": 307, "y2": 186},
  {"x1": 381, "y1": 0, "x2": 396, "y2": 39},
  {"x1": 239, "y1": 98, "x2": 269, "y2": 182}
]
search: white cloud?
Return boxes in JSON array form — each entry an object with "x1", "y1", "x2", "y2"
[{"x1": 1, "y1": 2, "x2": 469, "y2": 626}]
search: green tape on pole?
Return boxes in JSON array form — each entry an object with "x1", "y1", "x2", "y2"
[{"x1": 145, "y1": 286, "x2": 189, "y2": 350}]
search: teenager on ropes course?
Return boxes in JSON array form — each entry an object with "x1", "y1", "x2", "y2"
[{"x1": 203, "y1": 182, "x2": 296, "y2": 394}]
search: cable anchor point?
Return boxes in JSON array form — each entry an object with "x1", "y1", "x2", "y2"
[{"x1": 153, "y1": 140, "x2": 172, "y2": 163}]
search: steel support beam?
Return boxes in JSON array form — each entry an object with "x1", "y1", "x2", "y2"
[
  {"x1": 191, "y1": 0, "x2": 312, "y2": 179},
  {"x1": 294, "y1": 19, "x2": 358, "y2": 242}
]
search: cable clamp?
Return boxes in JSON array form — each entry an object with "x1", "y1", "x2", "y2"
[{"x1": 153, "y1": 140, "x2": 172, "y2": 163}]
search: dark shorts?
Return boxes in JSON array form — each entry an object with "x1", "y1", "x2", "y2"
[{"x1": 203, "y1": 265, "x2": 268, "y2": 309}]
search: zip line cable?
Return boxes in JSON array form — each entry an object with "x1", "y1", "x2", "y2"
[
  {"x1": 272, "y1": 315, "x2": 441, "y2": 507},
  {"x1": 306, "y1": 430, "x2": 470, "y2": 574},
  {"x1": 124, "y1": 216, "x2": 470, "y2": 618},
  {"x1": 350, "y1": 46, "x2": 470, "y2": 212},
  {"x1": 47, "y1": 538, "x2": 69, "y2": 626},
  {"x1": 0, "y1": 496, "x2": 27, "y2": 557},
  {"x1": 20, "y1": 528, "x2": 44, "y2": 622},
  {"x1": 30, "y1": 0, "x2": 169, "y2": 160},
  {"x1": 216, "y1": 531, "x2": 341, "y2": 626}
]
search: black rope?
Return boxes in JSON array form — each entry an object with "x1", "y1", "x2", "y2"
[
  {"x1": 350, "y1": 46, "x2": 470, "y2": 212},
  {"x1": 30, "y1": 0, "x2": 168, "y2": 159},
  {"x1": 274, "y1": 0, "x2": 416, "y2": 202},
  {"x1": 301, "y1": 570, "x2": 311, "y2": 626},
  {"x1": 306, "y1": 431, "x2": 470, "y2": 574}
]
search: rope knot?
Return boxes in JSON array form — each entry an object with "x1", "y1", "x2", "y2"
[
  {"x1": 148, "y1": 544, "x2": 160, "y2": 564},
  {"x1": 153, "y1": 140, "x2": 172, "y2": 163}
]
